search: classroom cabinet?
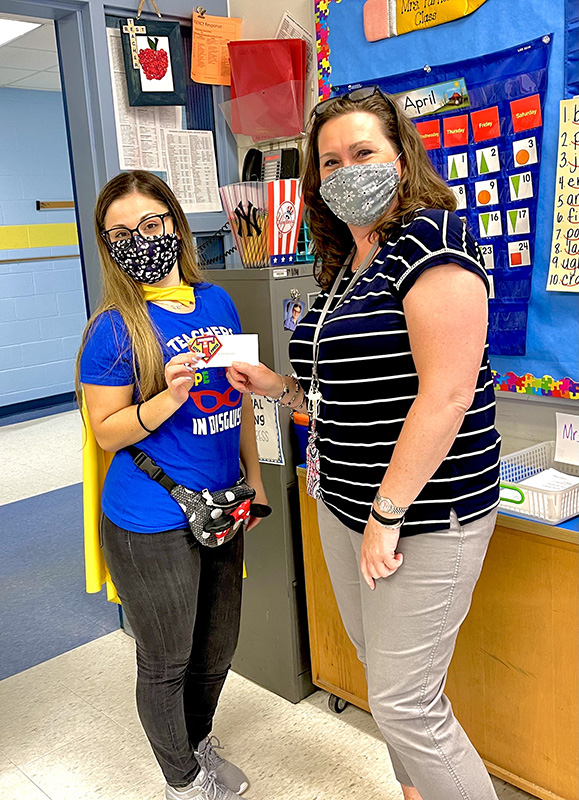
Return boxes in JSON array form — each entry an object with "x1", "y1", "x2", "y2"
[{"x1": 297, "y1": 468, "x2": 578, "y2": 800}]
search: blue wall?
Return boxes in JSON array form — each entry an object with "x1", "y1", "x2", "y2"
[
  {"x1": 322, "y1": 0, "x2": 578, "y2": 384},
  {"x1": 0, "y1": 87, "x2": 86, "y2": 408}
]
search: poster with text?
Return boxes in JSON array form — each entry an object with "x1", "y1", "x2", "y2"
[{"x1": 547, "y1": 97, "x2": 579, "y2": 292}]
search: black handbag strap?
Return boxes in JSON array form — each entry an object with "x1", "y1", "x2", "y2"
[
  {"x1": 126, "y1": 446, "x2": 178, "y2": 493},
  {"x1": 126, "y1": 446, "x2": 273, "y2": 519}
]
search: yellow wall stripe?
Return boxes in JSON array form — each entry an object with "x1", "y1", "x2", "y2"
[{"x1": 0, "y1": 223, "x2": 79, "y2": 250}]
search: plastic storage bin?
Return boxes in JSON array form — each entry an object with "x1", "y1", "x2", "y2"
[
  {"x1": 499, "y1": 440, "x2": 579, "y2": 525},
  {"x1": 292, "y1": 412, "x2": 309, "y2": 463}
]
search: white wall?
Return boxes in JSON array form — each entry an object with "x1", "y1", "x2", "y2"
[
  {"x1": 495, "y1": 394, "x2": 576, "y2": 456},
  {"x1": 227, "y1": 0, "x2": 313, "y2": 44},
  {"x1": 226, "y1": 0, "x2": 316, "y2": 176}
]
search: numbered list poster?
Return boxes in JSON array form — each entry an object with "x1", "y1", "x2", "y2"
[{"x1": 547, "y1": 97, "x2": 579, "y2": 292}]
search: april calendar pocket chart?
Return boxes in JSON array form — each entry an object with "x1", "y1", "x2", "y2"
[
  {"x1": 335, "y1": 34, "x2": 553, "y2": 356},
  {"x1": 416, "y1": 46, "x2": 548, "y2": 357}
]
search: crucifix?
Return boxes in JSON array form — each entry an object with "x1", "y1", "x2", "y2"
[{"x1": 122, "y1": 18, "x2": 146, "y2": 69}]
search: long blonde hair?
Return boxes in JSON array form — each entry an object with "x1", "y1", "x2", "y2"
[
  {"x1": 301, "y1": 91, "x2": 457, "y2": 289},
  {"x1": 75, "y1": 171, "x2": 204, "y2": 405}
]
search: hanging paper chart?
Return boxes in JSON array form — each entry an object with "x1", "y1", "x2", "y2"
[{"x1": 332, "y1": 35, "x2": 553, "y2": 356}]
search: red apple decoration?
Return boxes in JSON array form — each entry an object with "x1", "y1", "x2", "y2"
[{"x1": 138, "y1": 37, "x2": 169, "y2": 81}]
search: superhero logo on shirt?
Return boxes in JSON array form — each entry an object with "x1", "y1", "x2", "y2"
[{"x1": 187, "y1": 334, "x2": 223, "y2": 363}]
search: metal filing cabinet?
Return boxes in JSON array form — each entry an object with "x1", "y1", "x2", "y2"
[{"x1": 210, "y1": 265, "x2": 319, "y2": 703}]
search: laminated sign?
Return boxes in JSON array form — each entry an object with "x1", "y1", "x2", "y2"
[
  {"x1": 363, "y1": 0, "x2": 488, "y2": 41},
  {"x1": 547, "y1": 97, "x2": 579, "y2": 292}
]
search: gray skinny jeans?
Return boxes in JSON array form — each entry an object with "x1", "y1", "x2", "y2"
[
  {"x1": 317, "y1": 501, "x2": 499, "y2": 800},
  {"x1": 101, "y1": 515, "x2": 244, "y2": 789}
]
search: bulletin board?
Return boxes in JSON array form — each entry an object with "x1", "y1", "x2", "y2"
[
  {"x1": 315, "y1": 0, "x2": 579, "y2": 400},
  {"x1": 565, "y1": 0, "x2": 579, "y2": 99}
]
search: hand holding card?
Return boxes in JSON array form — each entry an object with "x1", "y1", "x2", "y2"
[{"x1": 187, "y1": 333, "x2": 259, "y2": 368}]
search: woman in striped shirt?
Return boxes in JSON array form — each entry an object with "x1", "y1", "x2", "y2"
[{"x1": 228, "y1": 87, "x2": 501, "y2": 800}]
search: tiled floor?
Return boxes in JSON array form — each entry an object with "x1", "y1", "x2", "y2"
[
  {"x1": 0, "y1": 632, "x2": 536, "y2": 800},
  {"x1": 0, "y1": 411, "x2": 537, "y2": 800},
  {"x1": 0, "y1": 410, "x2": 83, "y2": 505}
]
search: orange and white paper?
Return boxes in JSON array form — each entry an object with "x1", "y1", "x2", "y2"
[{"x1": 191, "y1": 12, "x2": 241, "y2": 86}]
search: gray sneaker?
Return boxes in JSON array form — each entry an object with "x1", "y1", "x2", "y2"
[
  {"x1": 165, "y1": 768, "x2": 240, "y2": 800},
  {"x1": 195, "y1": 736, "x2": 249, "y2": 795}
]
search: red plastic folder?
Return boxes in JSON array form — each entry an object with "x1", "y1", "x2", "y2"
[{"x1": 226, "y1": 39, "x2": 306, "y2": 140}]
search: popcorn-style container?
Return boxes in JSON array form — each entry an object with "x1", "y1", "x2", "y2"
[{"x1": 219, "y1": 180, "x2": 304, "y2": 268}]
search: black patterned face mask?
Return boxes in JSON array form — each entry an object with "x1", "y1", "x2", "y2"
[{"x1": 108, "y1": 232, "x2": 181, "y2": 284}]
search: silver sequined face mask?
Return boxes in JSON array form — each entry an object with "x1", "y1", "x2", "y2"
[{"x1": 319, "y1": 156, "x2": 402, "y2": 227}]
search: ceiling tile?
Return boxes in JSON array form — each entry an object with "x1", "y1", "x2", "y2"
[
  {"x1": 0, "y1": 65, "x2": 33, "y2": 83},
  {"x1": 8, "y1": 70, "x2": 61, "y2": 91},
  {"x1": 5, "y1": 22, "x2": 56, "y2": 52},
  {"x1": 0, "y1": 45, "x2": 58, "y2": 70}
]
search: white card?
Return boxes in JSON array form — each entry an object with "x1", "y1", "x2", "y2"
[
  {"x1": 447, "y1": 152, "x2": 468, "y2": 180},
  {"x1": 520, "y1": 468, "x2": 579, "y2": 491},
  {"x1": 507, "y1": 207, "x2": 531, "y2": 235},
  {"x1": 479, "y1": 243, "x2": 495, "y2": 270},
  {"x1": 478, "y1": 210, "x2": 502, "y2": 238},
  {"x1": 187, "y1": 333, "x2": 259, "y2": 368},
  {"x1": 508, "y1": 240, "x2": 531, "y2": 267},
  {"x1": 451, "y1": 184, "x2": 467, "y2": 209},
  {"x1": 555, "y1": 413, "x2": 579, "y2": 466},
  {"x1": 476, "y1": 145, "x2": 500, "y2": 175},
  {"x1": 509, "y1": 171, "x2": 534, "y2": 201},
  {"x1": 475, "y1": 178, "x2": 499, "y2": 207},
  {"x1": 513, "y1": 137, "x2": 538, "y2": 167}
]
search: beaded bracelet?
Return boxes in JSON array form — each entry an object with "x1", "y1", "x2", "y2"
[
  {"x1": 266, "y1": 375, "x2": 289, "y2": 404},
  {"x1": 266, "y1": 375, "x2": 292, "y2": 405},
  {"x1": 293, "y1": 388, "x2": 307, "y2": 412},
  {"x1": 280, "y1": 375, "x2": 301, "y2": 407}
]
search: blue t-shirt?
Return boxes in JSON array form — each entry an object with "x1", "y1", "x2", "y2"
[{"x1": 80, "y1": 282, "x2": 243, "y2": 533}]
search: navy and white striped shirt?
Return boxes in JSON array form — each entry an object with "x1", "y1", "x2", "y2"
[{"x1": 289, "y1": 209, "x2": 501, "y2": 536}]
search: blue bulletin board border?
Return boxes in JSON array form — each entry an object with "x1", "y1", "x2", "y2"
[
  {"x1": 315, "y1": 0, "x2": 579, "y2": 398},
  {"x1": 565, "y1": 0, "x2": 579, "y2": 99}
]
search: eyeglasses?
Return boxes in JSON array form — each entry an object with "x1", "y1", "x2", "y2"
[
  {"x1": 313, "y1": 85, "x2": 395, "y2": 118},
  {"x1": 101, "y1": 212, "x2": 173, "y2": 247}
]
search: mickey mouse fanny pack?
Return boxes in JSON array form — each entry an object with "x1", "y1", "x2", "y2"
[{"x1": 126, "y1": 446, "x2": 270, "y2": 547}]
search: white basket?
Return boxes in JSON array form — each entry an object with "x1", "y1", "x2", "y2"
[{"x1": 499, "y1": 441, "x2": 579, "y2": 525}]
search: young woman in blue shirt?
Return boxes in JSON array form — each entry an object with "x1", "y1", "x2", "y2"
[{"x1": 77, "y1": 171, "x2": 266, "y2": 800}]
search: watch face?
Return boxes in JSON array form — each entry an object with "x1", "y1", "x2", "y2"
[
  {"x1": 376, "y1": 495, "x2": 393, "y2": 512},
  {"x1": 376, "y1": 495, "x2": 405, "y2": 514}
]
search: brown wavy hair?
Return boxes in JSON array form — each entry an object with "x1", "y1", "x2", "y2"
[
  {"x1": 301, "y1": 91, "x2": 457, "y2": 288},
  {"x1": 75, "y1": 170, "x2": 204, "y2": 406}
]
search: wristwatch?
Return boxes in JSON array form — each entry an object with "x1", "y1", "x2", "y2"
[{"x1": 374, "y1": 493, "x2": 409, "y2": 516}]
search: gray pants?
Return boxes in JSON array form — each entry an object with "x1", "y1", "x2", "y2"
[{"x1": 317, "y1": 501, "x2": 499, "y2": 800}]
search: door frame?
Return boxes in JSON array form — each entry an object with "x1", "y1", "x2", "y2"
[{"x1": 0, "y1": 0, "x2": 237, "y2": 312}]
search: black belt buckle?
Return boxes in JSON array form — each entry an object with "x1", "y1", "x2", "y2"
[{"x1": 133, "y1": 450, "x2": 163, "y2": 481}]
